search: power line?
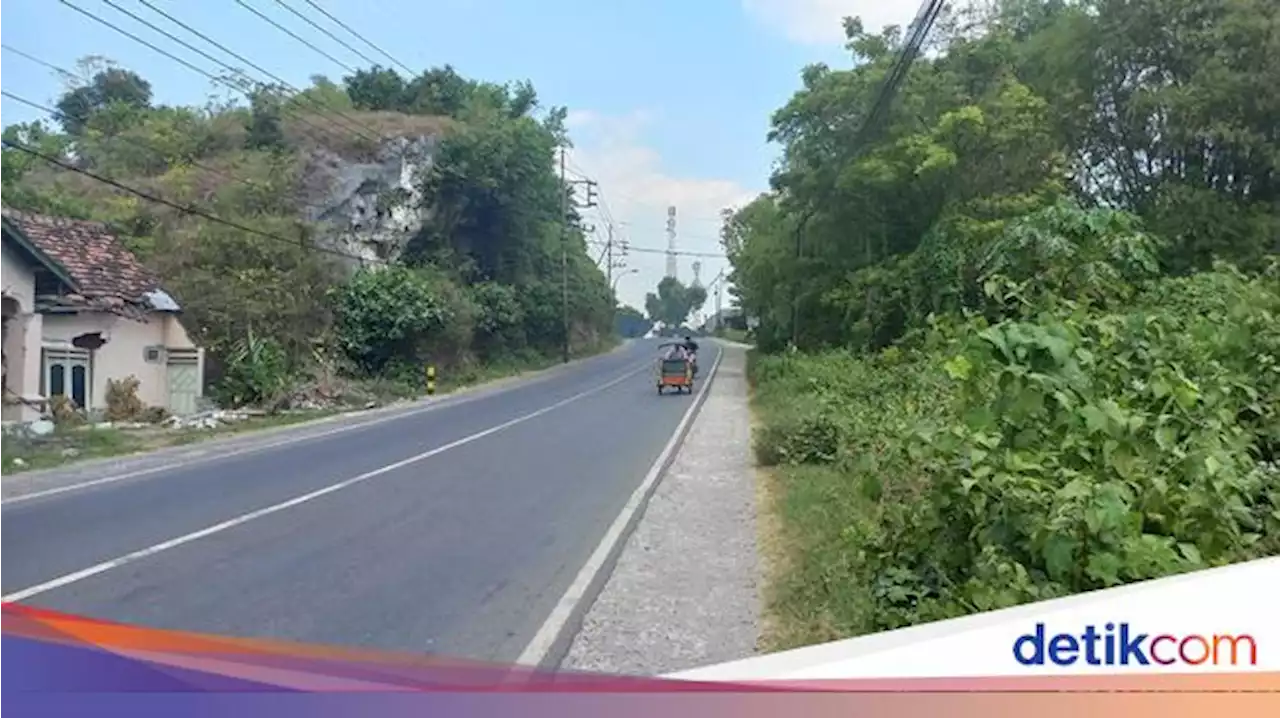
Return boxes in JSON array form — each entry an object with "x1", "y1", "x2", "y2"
[
  {"x1": 0, "y1": 44, "x2": 78, "y2": 81},
  {"x1": 2, "y1": 138, "x2": 384, "y2": 266},
  {"x1": 51, "y1": 1, "x2": 355, "y2": 147},
  {"x1": 585, "y1": 239, "x2": 725, "y2": 259},
  {"x1": 232, "y1": 0, "x2": 358, "y2": 74},
  {"x1": 130, "y1": 0, "x2": 385, "y2": 143},
  {"x1": 99, "y1": 0, "x2": 384, "y2": 146},
  {"x1": 856, "y1": 0, "x2": 946, "y2": 147},
  {"x1": 785, "y1": 0, "x2": 946, "y2": 348},
  {"x1": 0, "y1": 89, "x2": 334, "y2": 216},
  {"x1": 300, "y1": 0, "x2": 415, "y2": 75},
  {"x1": 268, "y1": 0, "x2": 381, "y2": 69},
  {"x1": 563, "y1": 162, "x2": 731, "y2": 226}
]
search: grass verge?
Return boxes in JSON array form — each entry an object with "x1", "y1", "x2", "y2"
[{"x1": 1, "y1": 409, "x2": 340, "y2": 476}]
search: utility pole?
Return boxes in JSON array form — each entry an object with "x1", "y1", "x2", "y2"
[
  {"x1": 558, "y1": 151, "x2": 598, "y2": 364},
  {"x1": 711, "y1": 268, "x2": 725, "y2": 331},
  {"x1": 560, "y1": 146, "x2": 569, "y2": 364},
  {"x1": 606, "y1": 221, "x2": 614, "y2": 292}
]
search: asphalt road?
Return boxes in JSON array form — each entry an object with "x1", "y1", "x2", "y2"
[{"x1": 1, "y1": 338, "x2": 720, "y2": 662}]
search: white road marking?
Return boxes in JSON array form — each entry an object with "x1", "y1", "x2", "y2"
[
  {"x1": 3, "y1": 350, "x2": 641, "y2": 506},
  {"x1": 515, "y1": 347, "x2": 725, "y2": 669},
  {"x1": 2, "y1": 362, "x2": 650, "y2": 603}
]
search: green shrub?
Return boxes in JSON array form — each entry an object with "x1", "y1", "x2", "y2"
[
  {"x1": 755, "y1": 409, "x2": 842, "y2": 467},
  {"x1": 332, "y1": 265, "x2": 462, "y2": 374},
  {"x1": 756, "y1": 266, "x2": 1280, "y2": 640},
  {"x1": 218, "y1": 327, "x2": 291, "y2": 408}
]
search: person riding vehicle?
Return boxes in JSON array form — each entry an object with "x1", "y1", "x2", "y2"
[{"x1": 682, "y1": 336, "x2": 699, "y2": 374}]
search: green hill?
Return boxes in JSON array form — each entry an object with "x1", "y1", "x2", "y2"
[{"x1": 3, "y1": 60, "x2": 615, "y2": 407}]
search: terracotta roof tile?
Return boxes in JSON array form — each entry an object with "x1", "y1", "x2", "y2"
[{"x1": 1, "y1": 208, "x2": 162, "y2": 303}]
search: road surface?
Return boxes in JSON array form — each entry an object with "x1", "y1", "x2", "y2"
[{"x1": 1, "y1": 338, "x2": 720, "y2": 663}]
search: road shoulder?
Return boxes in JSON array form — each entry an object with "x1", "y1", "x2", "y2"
[{"x1": 561, "y1": 342, "x2": 759, "y2": 675}]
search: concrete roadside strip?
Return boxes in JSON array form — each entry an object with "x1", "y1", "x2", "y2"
[
  {"x1": 1, "y1": 340, "x2": 636, "y2": 504},
  {"x1": 522, "y1": 341, "x2": 761, "y2": 675}
]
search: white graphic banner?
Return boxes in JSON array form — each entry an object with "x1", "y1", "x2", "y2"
[{"x1": 672, "y1": 557, "x2": 1280, "y2": 681}]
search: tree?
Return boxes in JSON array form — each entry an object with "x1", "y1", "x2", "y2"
[
  {"x1": 55, "y1": 66, "x2": 153, "y2": 136},
  {"x1": 731, "y1": 1, "x2": 1280, "y2": 646},
  {"x1": 245, "y1": 87, "x2": 287, "y2": 151},
  {"x1": 726, "y1": 0, "x2": 1279, "y2": 353},
  {"x1": 403, "y1": 65, "x2": 473, "y2": 116},
  {"x1": 645, "y1": 277, "x2": 707, "y2": 328},
  {"x1": 343, "y1": 66, "x2": 406, "y2": 111}
]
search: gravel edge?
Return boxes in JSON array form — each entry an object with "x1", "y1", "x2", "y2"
[{"x1": 561, "y1": 343, "x2": 759, "y2": 675}]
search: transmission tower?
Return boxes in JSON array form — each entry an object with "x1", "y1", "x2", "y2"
[{"x1": 665, "y1": 205, "x2": 678, "y2": 279}]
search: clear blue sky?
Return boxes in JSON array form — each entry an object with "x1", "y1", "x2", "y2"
[{"x1": 1, "y1": 0, "x2": 903, "y2": 311}]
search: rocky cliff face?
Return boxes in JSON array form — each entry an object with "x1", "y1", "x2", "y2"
[{"x1": 301, "y1": 135, "x2": 441, "y2": 271}]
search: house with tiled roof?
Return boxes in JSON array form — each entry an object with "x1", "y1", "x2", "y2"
[{"x1": 2, "y1": 208, "x2": 205, "y2": 422}]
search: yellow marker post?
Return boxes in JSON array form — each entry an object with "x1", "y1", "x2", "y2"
[{"x1": 426, "y1": 365, "x2": 436, "y2": 395}]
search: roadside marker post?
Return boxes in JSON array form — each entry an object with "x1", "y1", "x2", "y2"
[{"x1": 426, "y1": 365, "x2": 436, "y2": 395}]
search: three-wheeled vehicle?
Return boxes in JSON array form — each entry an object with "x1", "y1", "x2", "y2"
[{"x1": 656, "y1": 342, "x2": 694, "y2": 395}]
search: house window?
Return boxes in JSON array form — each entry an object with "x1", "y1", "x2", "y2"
[
  {"x1": 42, "y1": 348, "x2": 91, "y2": 410},
  {"x1": 33, "y1": 269, "x2": 66, "y2": 298}
]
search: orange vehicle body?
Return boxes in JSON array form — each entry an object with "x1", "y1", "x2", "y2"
[{"x1": 657, "y1": 357, "x2": 694, "y2": 394}]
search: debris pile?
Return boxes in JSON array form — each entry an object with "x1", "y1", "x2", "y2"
[{"x1": 161, "y1": 409, "x2": 263, "y2": 430}]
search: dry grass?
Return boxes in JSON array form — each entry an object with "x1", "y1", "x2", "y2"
[
  {"x1": 755, "y1": 464, "x2": 791, "y2": 653},
  {"x1": 747, "y1": 353, "x2": 871, "y2": 652},
  {"x1": 284, "y1": 111, "x2": 456, "y2": 159}
]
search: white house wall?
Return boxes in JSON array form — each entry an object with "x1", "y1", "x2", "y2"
[
  {"x1": 159, "y1": 313, "x2": 197, "y2": 350},
  {"x1": 43, "y1": 312, "x2": 172, "y2": 409},
  {"x1": 2, "y1": 242, "x2": 43, "y2": 421}
]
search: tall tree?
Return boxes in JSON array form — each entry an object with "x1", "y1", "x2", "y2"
[
  {"x1": 55, "y1": 67, "x2": 153, "y2": 136},
  {"x1": 645, "y1": 277, "x2": 707, "y2": 328}
]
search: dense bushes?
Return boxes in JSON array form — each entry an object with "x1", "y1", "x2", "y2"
[
  {"x1": 753, "y1": 260, "x2": 1280, "y2": 644},
  {"x1": 735, "y1": 0, "x2": 1279, "y2": 649},
  {"x1": 332, "y1": 265, "x2": 465, "y2": 376}
]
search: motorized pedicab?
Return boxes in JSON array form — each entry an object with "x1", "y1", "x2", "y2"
[{"x1": 656, "y1": 342, "x2": 695, "y2": 395}]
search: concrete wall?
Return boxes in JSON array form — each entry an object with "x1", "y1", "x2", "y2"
[{"x1": 41, "y1": 311, "x2": 199, "y2": 411}]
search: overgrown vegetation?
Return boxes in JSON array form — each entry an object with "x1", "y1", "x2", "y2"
[
  {"x1": 3, "y1": 56, "x2": 616, "y2": 415},
  {"x1": 729, "y1": 0, "x2": 1280, "y2": 649}
]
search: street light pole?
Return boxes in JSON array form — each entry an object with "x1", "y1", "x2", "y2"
[{"x1": 611, "y1": 268, "x2": 638, "y2": 294}]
